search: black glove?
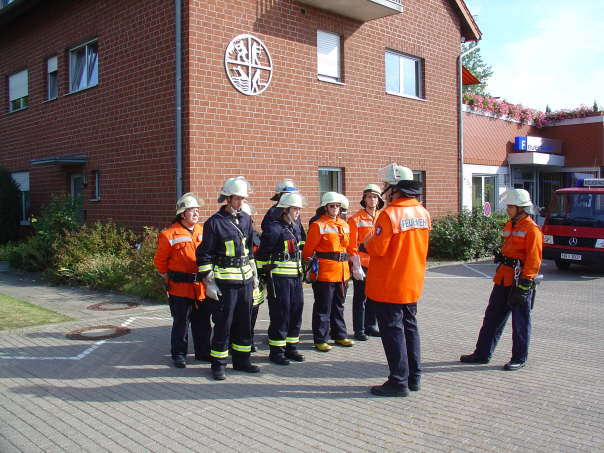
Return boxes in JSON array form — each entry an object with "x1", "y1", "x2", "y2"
[
  {"x1": 493, "y1": 251, "x2": 503, "y2": 264},
  {"x1": 507, "y1": 278, "x2": 533, "y2": 309}
]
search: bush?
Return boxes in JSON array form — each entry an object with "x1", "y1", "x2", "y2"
[
  {"x1": 122, "y1": 227, "x2": 166, "y2": 301},
  {"x1": 8, "y1": 235, "x2": 54, "y2": 272},
  {"x1": 32, "y1": 194, "x2": 83, "y2": 244},
  {"x1": 0, "y1": 167, "x2": 21, "y2": 244},
  {"x1": 50, "y1": 221, "x2": 137, "y2": 287},
  {"x1": 429, "y1": 209, "x2": 507, "y2": 260},
  {"x1": 0, "y1": 242, "x2": 20, "y2": 261}
]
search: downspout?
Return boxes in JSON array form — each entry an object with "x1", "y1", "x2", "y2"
[
  {"x1": 458, "y1": 44, "x2": 479, "y2": 212},
  {"x1": 175, "y1": 0, "x2": 183, "y2": 198}
]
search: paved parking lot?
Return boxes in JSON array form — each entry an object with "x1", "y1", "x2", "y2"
[{"x1": 1, "y1": 261, "x2": 603, "y2": 452}]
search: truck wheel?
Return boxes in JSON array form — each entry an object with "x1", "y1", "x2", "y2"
[{"x1": 555, "y1": 259, "x2": 571, "y2": 270}]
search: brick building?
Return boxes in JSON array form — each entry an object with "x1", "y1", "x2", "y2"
[
  {"x1": 463, "y1": 107, "x2": 604, "y2": 214},
  {"x1": 1, "y1": 0, "x2": 480, "y2": 230}
]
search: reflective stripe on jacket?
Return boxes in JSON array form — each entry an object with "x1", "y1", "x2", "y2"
[
  {"x1": 494, "y1": 216, "x2": 543, "y2": 286},
  {"x1": 154, "y1": 222, "x2": 206, "y2": 300},
  {"x1": 256, "y1": 216, "x2": 304, "y2": 278},
  {"x1": 347, "y1": 208, "x2": 378, "y2": 268},
  {"x1": 365, "y1": 198, "x2": 431, "y2": 303},
  {"x1": 303, "y1": 215, "x2": 350, "y2": 282},
  {"x1": 196, "y1": 206, "x2": 255, "y2": 283}
]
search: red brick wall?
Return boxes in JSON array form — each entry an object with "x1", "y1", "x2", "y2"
[
  {"x1": 185, "y1": 0, "x2": 465, "y2": 221},
  {"x1": 463, "y1": 110, "x2": 537, "y2": 166},
  {"x1": 541, "y1": 119, "x2": 603, "y2": 168},
  {"x1": 0, "y1": 0, "x2": 177, "y2": 229}
]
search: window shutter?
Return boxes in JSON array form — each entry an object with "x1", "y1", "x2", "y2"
[
  {"x1": 9, "y1": 70, "x2": 28, "y2": 101},
  {"x1": 47, "y1": 56, "x2": 58, "y2": 73},
  {"x1": 317, "y1": 30, "x2": 340, "y2": 79}
]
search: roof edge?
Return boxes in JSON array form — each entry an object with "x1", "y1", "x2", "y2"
[{"x1": 449, "y1": 0, "x2": 482, "y2": 42}]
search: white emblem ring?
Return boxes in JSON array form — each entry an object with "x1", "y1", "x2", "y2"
[{"x1": 224, "y1": 34, "x2": 273, "y2": 96}]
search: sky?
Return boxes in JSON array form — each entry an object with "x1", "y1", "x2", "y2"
[{"x1": 464, "y1": 0, "x2": 604, "y2": 112}]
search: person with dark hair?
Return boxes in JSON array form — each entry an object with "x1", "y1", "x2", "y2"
[
  {"x1": 154, "y1": 193, "x2": 211, "y2": 369},
  {"x1": 347, "y1": 184, "x2": 384, "y2": 341},
  {"x1": 460, "y1": 189, "x2": 542, "y2": 371},
  {"x1": 365, "y1": 164, "x2": 431, "y2": 397},
  {"x1": 303, "y1": 191, "x2": 354, "y2": 352}
]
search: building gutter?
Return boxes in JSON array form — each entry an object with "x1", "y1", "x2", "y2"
[
  {"x1": 175, "y1": 0, "x2": 183, "y2": 198},
  {"x1": 458, "y1": 44, "x2": 479, "y2": 212}
]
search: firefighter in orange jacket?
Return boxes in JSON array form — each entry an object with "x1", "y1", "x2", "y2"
[
  {"x1": 154, "y1": 193, "x2": 210, "y2": 369},
  {"x1": 303, "y1": 191, "x2": 354, "y2": 352},
  {"x1": 365, "y1": 164, "x2": 431, "y2": 397},
  {"x1": 460, "y1": 188, "x2": 543, "y2": 371},
  {"x1": 348, "y1": 184, "x2": 384, "y2": 341}
]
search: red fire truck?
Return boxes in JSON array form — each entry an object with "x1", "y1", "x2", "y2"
[{"x1": 542, "y1": 179, "x2": 604, "y2": 270}]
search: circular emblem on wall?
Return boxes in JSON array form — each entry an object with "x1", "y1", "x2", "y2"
[{"x1": 225, "y1": 34, "x2": 273, "y2": 96}]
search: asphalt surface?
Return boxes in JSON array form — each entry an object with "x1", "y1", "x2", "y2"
[{"x1": 0, "y1": 260, "x2": 603, "y2": 452}]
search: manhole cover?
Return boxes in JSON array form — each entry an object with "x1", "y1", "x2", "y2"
[
  {"x1": 87, "y1": 302, "x2": 139, "y2": 311},
  {"x1": 66, "y1": 325, "x2": 131, "y2": 340}
]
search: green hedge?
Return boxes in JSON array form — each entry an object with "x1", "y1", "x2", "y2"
[{"x1": 429, "y1": 209, "x2": 507, "y2": 260}]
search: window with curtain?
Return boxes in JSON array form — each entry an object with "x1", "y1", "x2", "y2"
[
  {"x1": 70, "y1": 40, "x2": 98, "y2": 92},
  {"x1": 385, "y1": 50, "x2": 423, "y2": 98},
  {"x1": 317, "y1": 30, "x2": 341, "y2": 82},
  {"x1": 8, "y1": 70, "x2": 28, "y2": 112},
  {"x1": 47, "y1": 56, "x2": 58, "y2": 100}
]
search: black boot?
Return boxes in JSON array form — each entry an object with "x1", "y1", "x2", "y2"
[
  {"x1": 212, "y1": 364, "x2": 226, "y2": 380},
  {"x1": 270, "y1": 346, "x2": 290, "y2": 365},
  {"x1": 284, "y1": 347, "x2": 305, "y2": 362}
]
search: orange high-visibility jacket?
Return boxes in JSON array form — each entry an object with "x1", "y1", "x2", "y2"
[
  {"x1": 347, "y1": 208, "x2": 379, "y2": 268},
  {"x1": 494, "y1": 216, "x2": 543, "y2": 286},
  {"x1": 365, "y1": 198, "x2": 431, "y2": 304},
  {"x1": 154, "y1": 222, "x2": 206, "y2": 300},
  {"x1": 303, "y1": 215, "x2": 350, "y2": 282}
]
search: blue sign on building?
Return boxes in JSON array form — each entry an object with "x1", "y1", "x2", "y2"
[{"x1": 514, "y1": 136, "x2": 562, "y2": 154}]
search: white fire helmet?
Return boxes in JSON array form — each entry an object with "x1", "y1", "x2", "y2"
[
  {"x1": 320, "y1": 191, "x2": 342, "y2": 207},
  {"x1": 271, "y1": 178, "x2": 299, "y2": 201},
  {"x1": 361, "y1": 184, "x2": 385, "y2": 209},
  {"x1": 339, "y1": 194, "x2": 350, "y2": 210},
  {"x1": 277, "y1": 192, "x2": 305, "y2": 209},
  {"x1": 240, "y1": 201, "x2": 256, "y2": 216},
  {"x1": 176, "y1": 192, "x2": 203, "y2": 215},
  {"x1": 500, "y1": 189, "x2": 533, "y2": 208},
  {"x1": 218, "y1": 176, "x2": 251, "y2": 203},
  {"x1": 378, "y1": 163, "x2": 414, "y2": 185}
]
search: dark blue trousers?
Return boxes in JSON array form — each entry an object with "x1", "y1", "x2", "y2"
[
  {"x1": 267, "y1": 277, "x2": 304, "y2": 351},
  {"x1": 369, "y1": 299, "x2": 421, "y2": 389},
  {"x1": 169, "y1": 295, "x2": 212, "y2": 360},
  {"x1": 311, "y1": 281, "x2": 348, "y2": 343},
  {"x1": 473, "y1": 284, "x2": 533, "y2": 363},
  {"x1": 352, "y1": 268, "x2": 377, "y2": 334},
  {"x1": 211, "y1": 280, "x2": 253, "y2": 367}
]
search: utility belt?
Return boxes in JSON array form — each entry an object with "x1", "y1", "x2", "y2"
[
  {"x1": 213, "y1": 255, "x2": 250, "y2": 268},
  {"x1": 168, "y1": 270, "x2": 200, "y2": 283},
  {"x1": 270, "y1": 251, "x2": 302, "y2": 262},
  {"x1": 494, "y1": 252, "x2": 522, "y2": 268},
  {"x1": 316, "y1": 251, "x2": 349, "y2": 262}
]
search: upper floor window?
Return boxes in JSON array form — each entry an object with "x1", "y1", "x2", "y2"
[
  {"x1": 8, "y1": 69, "x2": 28, "y2": 112},
  {"x1": 317, "y1": 30, "x2": 341, "y2": 83},
  {"x1": 47, "y1": 56, "x2": 58, "y2": 100},
  {"x1": 385, "y1": 50, "x2": 423, "y2": 98},
  {"x1": 69, "y1": 40, "x2": 98, "y2": 93}
]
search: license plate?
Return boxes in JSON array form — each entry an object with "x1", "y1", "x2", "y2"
[{"x1": 561, "y1": 253, "x2": 582, "y2": 261}]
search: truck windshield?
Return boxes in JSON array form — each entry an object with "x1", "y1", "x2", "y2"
[{"x1": 547, "y1": 193, "x2": 604, "y2": 227}]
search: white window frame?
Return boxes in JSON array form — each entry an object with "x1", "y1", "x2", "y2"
[
  {"x1": 47, "y1": 56, "x2": 58, "y2": 100},
  {"x1": 69, "y1": 39, "x2": 98, "y2": 93},
  {"x1": 317, "y1": 30, "x2": 342, "y2": 83},
  {"x1": 318, "y1": 167, "x2": 343, "y2": 198},
  {"x1": 90, "y1": 170, "x2": 101, "y2": 202},
  {"x1": 11, "y1": 171, "x2": 30, "y2": 225},
  {"x1": 8, "y1": 69, "x2": 28, "y2": 112},
  {"x1": 385, "y1": 50, "x2": 423, "y2": 99},
  {"x1": 412, "y1": 170, "x2": 426, "y2": 205}
]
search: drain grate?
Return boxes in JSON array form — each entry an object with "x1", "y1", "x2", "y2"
[{"x1": 66, "y1": 325, "x2": 131, "y2": 340}]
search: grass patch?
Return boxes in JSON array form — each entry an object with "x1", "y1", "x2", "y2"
[{"x1": 0, "y1": 293, "x2": 74, "y2": 330}]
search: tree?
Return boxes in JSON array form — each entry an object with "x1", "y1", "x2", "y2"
[
  {"x1": 462, "y1": 43, "x2": 493, "y2": 97},
  {"x1": 0, "y1": 167, "x2": 21, "y2": 244}
]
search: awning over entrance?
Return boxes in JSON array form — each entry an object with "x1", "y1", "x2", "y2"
[
  {"x1": 507, "y1": 152, "x2": 565, "y2": 167},
  {"x1": 31, "y1": 155, "x2": 88, "y2": 165}
]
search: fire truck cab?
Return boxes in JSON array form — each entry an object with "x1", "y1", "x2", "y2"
[{"x1": 542, "y1": 179, "x2": 604, "y2": 270}]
